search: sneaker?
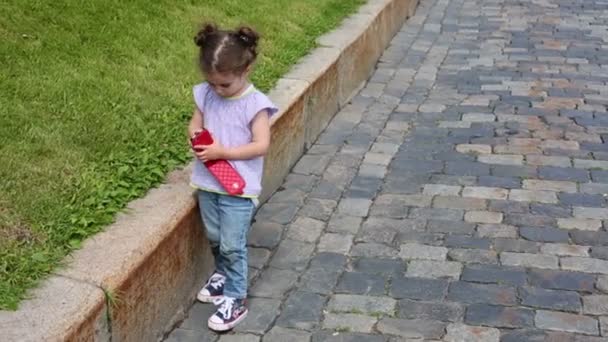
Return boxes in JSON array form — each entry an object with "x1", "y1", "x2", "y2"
[
  {"x1": 197, "y1": 272, "x2": 225, "y2": 303},
  {"x1": 207, "y1": 296, "x2": 248, "y2": 331}
]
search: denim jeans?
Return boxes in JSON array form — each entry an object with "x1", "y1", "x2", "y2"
[{"x1": 197, "y1": 190, "x2": 255, "y2": 299}]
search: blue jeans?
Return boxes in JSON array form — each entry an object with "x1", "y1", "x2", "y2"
[{"x1": 197, "y1": 190, "x2": 255, "y2": 299}]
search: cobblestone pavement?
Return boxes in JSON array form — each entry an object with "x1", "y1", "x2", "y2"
[{"x1": 166, "y1": 0, "x2": 608, "y2": 340}]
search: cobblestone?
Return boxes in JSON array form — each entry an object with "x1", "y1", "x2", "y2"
[
  {"x1": 397, "y1": 299, "x2": 464, "y2": 323},
  {"x1": 444, "y1": 323, "x2": 500, "y2": 342},
  {"x1": 376, "y1": 318, "x2": 446, "y2": 340},
  {"x1": 501, "y1": 252, "x2": 559, "y2": 269},
  {"x1": 406, "y1": 260, "x2": 463, "y2": 279},
  {"x1": 466, "y1": 304, "x2": 535, "y2": 329},
  {"x1": 535, "y1": 310, "x2": 599, "y2": 336}
]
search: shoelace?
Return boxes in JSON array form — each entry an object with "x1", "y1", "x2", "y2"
[
  {"x1": 208, "y1": 275, "x2": 225, "y2": 290},
  {"x1": 216, "y1": 297, "x2": 235, "y2": 318}
]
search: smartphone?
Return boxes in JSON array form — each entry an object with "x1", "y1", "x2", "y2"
[{"x1": 191, "y1": 129, "x2": 213, "y2": 152}]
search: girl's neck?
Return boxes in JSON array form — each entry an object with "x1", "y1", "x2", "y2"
[{"x1": 230, "y1": 81, "x2": 252, "y2": 98}]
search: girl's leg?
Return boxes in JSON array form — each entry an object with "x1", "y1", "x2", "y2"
[
  {"x1": 197, "y1": 190, "x2": 224, "y2": 274},
  {"x1": 217, "y1": 195, "x2": 255, "y2": 299}
]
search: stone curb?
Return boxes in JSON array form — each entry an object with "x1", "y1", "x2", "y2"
[{"x1": 0, "y1": 0, "x2": 418, "y2": 340}]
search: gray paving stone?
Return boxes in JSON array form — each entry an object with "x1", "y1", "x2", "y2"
[
  {"x1": 535, "y1": 310, "x2": 599, "y2": 336},
  {"x1": 519, "y1": 287, "x2": 582, "y2": 312},
  {"x1": 505, "y1": 213, "x2": 555, "y2": 227},
  {"x1": 446, "y1": 322, "x2": 501, "y2": 342},
  {"x1": 448, "y1": 281, "x2": 517, "y2": 305},
  {"x1": 446, "y1": 161, "x2": 490, "y2": 176},
  {"x1": 269, "y1": 239, "x2": 315, "y2": 271},
  {"x1": 283, "y1": 173, "x2": 318, "y2": 192},
  {"x1": 448, "y1": 248, "x2": 498, "y2": 264},
  {"x1": 310, "y1": 181, "x2": 344, "y2": 201},
  {"x1": 409, "y1": 207, "x2": 464, "y2": 221},
  {"x1": 461, "y1": 264, "x2": 527, "y2": 286},
  {"x1": 519, "y1": 226, "x2": 570, "y2": 243},
  {"x1": 491, "y1": 165, "x2": 538, "y2": 178},
  {"x1": 528, "y1": 269, "x2": 596, "y2": 292},
  {"x1": 433, "y1": 196, "x2": 487, "y2": 210},
  {"x1": 300, "y1": 198, "x2": 338, "y2": 221},
  {"x1": 583, "y1": 295, "x2": 608, "y2": 315},
  {"x1": 478, "y1": 176, "x2": 522, "y2": 189},
  {"x1": 529, "y1": 203, "x2": 571, "y2": 218},
  {"x1": 338, "y1": 198, "x2": 373, "y2": 217},
  {"x1": 307, "y1": 144, "x2": 340, "y2": 156},
  {"x1": 390, "y1": 277, "x2": 448, "y2": 300},
  {"x1": 179, "y1": 303, "x2": 219, "y2": 332},
  {"x1": 570, "y1": 229, "x2": 608, "y2": 246},
  {"x1": 286, "y1": 216, "x2": 325, "y2": 243},
  {"x1": 591, "y1": 247, "x2": 608, "y2": 260},
  {"x1": 234, "y1": 298, "x2": 281, "y2": 334},
  {"x1": 268, "y1": 188, "x2": 307, "y2": 205},
  {"x1": 397, "y1": 299, "x2": 464, "y2": 322},
  {"x1": 346, "y1": 176, "x2": 383, "y2": 199},
  {"x1": 371, "y1": 194, "x2": 432, "y2": 218},
  {"x1": 427, "y1": 220, "x2": 476, "y2": 234},
  {"x1": 311, "y1": 332, "x2": 385, "y2": 342},
  {"x1": 298, "y1": 260, "x2": 343, "y2": 295},
  {"x1": 256, "y1": 201, "x2": 300, "y2": 225},
  {"x1": 263, "y1": 326, "x2": 311, "y2": 342},
  {"x1": 445, "y1": 235, "x2": 491, "y2": 249},
  {"x1": 275, "y1": 291, "x2": 326, "y2": 330},
  {"x1": 390, "y1": 159, "x2": 444, "y2": 174},
  {"x1": 335, "y1": 272, "x2": 386, "y2": 296},
  {"x1": 165, "y1": 328, "x2": 217, "y2": 342},
  {"x1": 499, "y1": 329, "x2": 546, "y2": 342},
  {"x1": 308, "y1": 252, "x2": 348, "y2": 272},
  {"x1": 322, "y1": 313, "x2": 378, "y2": 333},
  {"x1": 383, "y1": 174, "x2": 429, "y2": 194},
  {"x1": 376, "y1": 318, "x2": 446, "y2": 340},
  {"x1": 318, "y1": 233, "x2": 353, "y2": 254},
  {"x1": 539, "y1": 166, "x2": 590, "y2": 182},
  {"x1": 466, "y1": 304, "x2": 535, "y2": 329},
  {"x1": 248, "y1": 247, "x2": 271, "y2": 269},
  {"x1": 249, "y1": 268, "x2": 299, "y2": 298},
  {"x1": 559, "y1": 193, "x2": 605, "y2": 208},
  {"x1": 293, "y1": 155, "x2": 333, "y2": 176},
  {"x1": 248, "y1": 221, "x2": 284, "y2": 249},
  {"x1": 327, "y1": 214, "x2": 363, "y2": 234},
  {"x1": 327, "y1": 294, "x2": 396, "y2": 315},
  {"x1": 488, "y1": 200, "x2": 529, "y2": 214},
  {"x1": 477, "y1": 224, "x2": 518, "y2": 239},
  {"x1": 353, "y1": 258, "x2": 404, "y2": 276},
  {"x1": 350, "y1": 243, "x2": 398, "y2": 258}
]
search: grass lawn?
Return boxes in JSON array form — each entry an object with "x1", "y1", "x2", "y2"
[{"x1": 0, "y1": 0, "x2": 363, "y2": 310}]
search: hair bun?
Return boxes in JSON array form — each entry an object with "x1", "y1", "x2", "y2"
[
  {"x1": 236, "y1": 26, "x2": 259, "y2": 49},
  {"x1": 194, "y1": 23, "x2": 218, "y2": 47}
]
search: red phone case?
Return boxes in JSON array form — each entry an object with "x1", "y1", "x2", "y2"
[{"x1": 191, "y1": 130, "x2": 246, "y2": 196}]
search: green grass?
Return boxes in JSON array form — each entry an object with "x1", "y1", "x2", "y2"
[{"x1": 0, "y1": 0, "x2": 363, "y2": 310}]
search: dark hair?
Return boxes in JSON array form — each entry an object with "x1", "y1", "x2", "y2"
[{"x1": 194, "y1": 23, "x2": 260, "y2": 75}]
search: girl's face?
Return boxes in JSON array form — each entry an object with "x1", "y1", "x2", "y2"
[{"x1": 206, "y1": 71, "x2": 249, "y2": 98}]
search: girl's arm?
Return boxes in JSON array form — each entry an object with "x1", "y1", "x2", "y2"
[
  {"x1": 188, "y1": 108, "x2": 204, "y2": 138},
  {"x1": 195, "y1": 110, "x2": 270, "y2": 162},
  {"x1": 224, "y1": 110, "x2": 271, "y2": 160}
]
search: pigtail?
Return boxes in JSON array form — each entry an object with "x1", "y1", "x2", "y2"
[
  {"x1": 194, "y1": 23, "x2": 218, "y2": 47},
  {"x1": 236, "y1": 26, "x2": 259, "y2": 56}
]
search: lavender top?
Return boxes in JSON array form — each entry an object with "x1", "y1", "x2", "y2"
[{"x1": 190, "y1": 82, "x2": 278, "y2": 197}]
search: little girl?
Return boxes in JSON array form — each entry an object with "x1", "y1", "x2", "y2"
[{"x1": 188, "y1": 23, "x2": 277, "y2": 331}]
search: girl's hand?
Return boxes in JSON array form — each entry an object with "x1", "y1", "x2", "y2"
[
  {"x1": 194, "y1": 141, "x2": 228, "y2": 162},
  {"x1": 189, "y1": 128, "x2": 203, "y2": 139}
]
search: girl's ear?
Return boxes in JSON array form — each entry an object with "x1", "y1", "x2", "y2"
[{"x1": 242, "y1": 64, "x2": 253, "y2": 78}]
